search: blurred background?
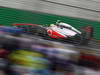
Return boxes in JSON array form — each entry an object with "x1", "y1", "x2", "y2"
[{"x1": 0, "y1": 0, "x2": 99, "y2": 75}]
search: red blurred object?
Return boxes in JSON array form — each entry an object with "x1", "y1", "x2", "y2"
[
  {"x1": 0, "y1": 49, "x2": 9, "y2": 58},
  {"x1": 13, "y1": 23, "x2": 37, "y2": 26},
  {"x1": 80, "y1": 26, "x2": 93, "y2": 40},
  {"x1": 79, "y1": 53, "x2": 100, "y2": 69}
]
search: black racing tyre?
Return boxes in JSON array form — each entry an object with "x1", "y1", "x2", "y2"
[
  {"x1": 72, "y1": 34, "x2": 88, "y2": 45},
  {"x1": 34, "y1": 26, "x2": 48, "y2": 37},
  {"x1": 72, "y1": 34, "x2": 83, "y2": 45}
]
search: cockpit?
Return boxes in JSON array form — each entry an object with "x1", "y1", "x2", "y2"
[{"x1": 56, "y1": 24, "x2": 71, "y2": 29}]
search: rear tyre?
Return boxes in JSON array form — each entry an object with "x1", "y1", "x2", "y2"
[{"x1": 72, "y1": 34, "x2": 88, "y2": 45}]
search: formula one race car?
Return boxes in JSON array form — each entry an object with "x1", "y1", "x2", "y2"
[{"x1": 13, "y1": 21, "x2": 93, "y2": 45}]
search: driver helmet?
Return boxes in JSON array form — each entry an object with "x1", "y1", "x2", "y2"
[{"x1": 50, "y1": 24, "x2": 55, "y2": 27}]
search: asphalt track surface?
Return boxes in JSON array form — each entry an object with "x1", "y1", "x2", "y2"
[
  {"x1": 22, "y1": 34, "x2": 100, "y2": 56},
  {"x1": 0, "y1": 34, "x2": 99, "y2": 56}
]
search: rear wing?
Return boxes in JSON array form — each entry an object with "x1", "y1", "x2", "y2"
[{"x1": 80, "y1": 26, "x2": 93, "y2": 40}]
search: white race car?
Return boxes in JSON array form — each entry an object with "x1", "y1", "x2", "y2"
[{"x1": 13, "y1": 21, "x2": 93, "y2": 45}]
